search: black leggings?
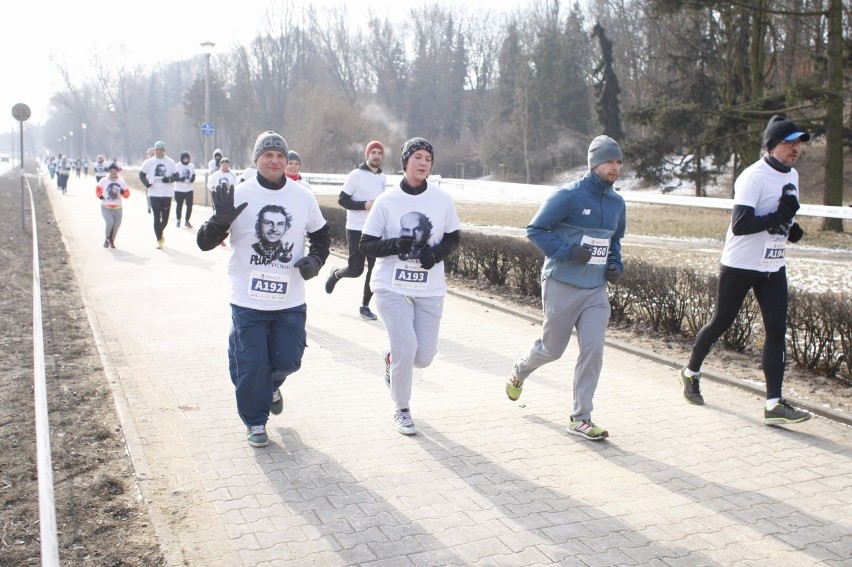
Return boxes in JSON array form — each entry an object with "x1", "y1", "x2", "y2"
[
  {"x1": 149, "y1": 196, "x2": 172, "y2": 240},
  {"x1": 335, "y1": 229, "x2": 376, "y2": 307},
  {"x1": 175, "y1": 191, "x2": 193, "y2": 222},
  {"x1": 688, "y1": 266, "x2": 788, "y2": 399}
]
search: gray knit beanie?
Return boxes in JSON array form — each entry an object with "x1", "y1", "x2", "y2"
[
  {"x1": 587, "y1": 135, "x2": 622, "y2": 170},
  {"x1": 252, "y1": 131, "x2": 289, "y2": 164},
  {"x1": 287, "y1": 150, "x2": 301, "y2": 163}
]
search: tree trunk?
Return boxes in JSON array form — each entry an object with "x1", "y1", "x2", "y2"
[{"x1": 822, "y1": 0, "x2": 844, "y2": 232}]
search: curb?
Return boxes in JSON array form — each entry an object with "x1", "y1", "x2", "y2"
[{"x1": 442, "y1": 279, "x2": 852, "y2": 428}]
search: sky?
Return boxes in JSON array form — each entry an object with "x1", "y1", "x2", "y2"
[{"x1": 2, "y1": 0, "x2": 530, "y2": 128}]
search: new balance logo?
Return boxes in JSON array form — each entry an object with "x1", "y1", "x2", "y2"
[{"x1": 582, "y1": 209, "x2": 592, "y2": 215}]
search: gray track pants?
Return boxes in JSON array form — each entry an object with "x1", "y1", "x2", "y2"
[
  {"x1": 374, "y1": 289, "x2": 444, "y2": 410},
  {"x1": 101, "y1": 207, "x2": 123, "y2": 241},
  {"x1": 515, "y1": 277, "x2": 610, "y2": 421}
]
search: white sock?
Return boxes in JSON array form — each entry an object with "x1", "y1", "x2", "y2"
[
  {"x1": 766, "y1": 398, "x2": 780, "y2": 410},
  {"x1": 683, "y1": 368, "x2": 699, "y2": 377}
]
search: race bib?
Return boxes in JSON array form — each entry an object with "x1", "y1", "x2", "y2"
[
  {"x1": 761, "y1": 237, "x2": 786, "y2": 266},
  {"x1": 581, "y1": 235, "x2": 610, "y2": 265},
  {"x1": 248, "y1": 270, "x2": 290, "y2": 301},
  {"x1": 392, "y1": 261, "x2": 429, "y2": 291}
]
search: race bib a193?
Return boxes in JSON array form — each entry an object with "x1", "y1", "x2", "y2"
[
  {"x1": 248, "y1": 270, "x2": 290, "y2": 301},
  {"x1": 392, "y1": 261, "x2": 429, "y2": 291}
]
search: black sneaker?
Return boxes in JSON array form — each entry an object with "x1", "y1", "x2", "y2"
[
  {"x1": 679, "y1": 367, "x2": 704, "y2": 405},
  {"x1": 324, "y1": 268, "x2": 339, "y2": 294},
  {"x1": 184, "y1": 221, "x2": 193, "y2": 229},
  {"x1": 271, "y1": 388, "x2": 283, "y2": 415},
  {"x1": 359, "y1": 306, "x2": 378, "y2": 320},
  {"x1": 765, "y1": 399, "x2": 811, "y2": 425},
  {"x1": 176, "y1": 220, "x2": 181, "y2": 227}
]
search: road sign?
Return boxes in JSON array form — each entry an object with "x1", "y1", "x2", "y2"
[
  {"x1": 12, "y1": 103, "x2": 31, "y2": 122},
  {"x1": 201, "y1": 122, "x2": 215, "y2": 136}
]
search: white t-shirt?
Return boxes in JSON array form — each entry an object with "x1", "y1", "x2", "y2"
[
  {"x1": 227, "y1": 178, "x2": 327, "y2": 310},
  {"x1": 720, "y1": 158, "x2": 799, "y2": 272},
  {"x1": 239, "y1": 167, "x2": 257, "y2": 183},
  {"x1": 140, "y1": 156, "x2": 179, "y2": 198},
  {"x1": 342, "y1": 167, "x2": 386, "y2": 231},
  {"x1": 93, "y1": 161, "x2": 109, "y2": 179},
  {"x1": 175, "y1": 162, "x2": 195, "y2": 193},
  {"x1": 208, "y1": 170, "x2": 238, "y2": 191},
  {"x1": 362, "y1": 182, "x2": 460, "y2": 298},
  {"x1": 97, "y1": 176, "x2": 128, "y2": 209}
]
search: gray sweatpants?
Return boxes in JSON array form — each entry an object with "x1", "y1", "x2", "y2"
[
  {"x1": 374, "y1": 289, "x2": 444, "y2": 410},
  {"x1": 515, "y1": 277, "x2": 611, "y2": 420},
  {"x1": 101, "y1": 207, "x2": 123, "y2": 240}
]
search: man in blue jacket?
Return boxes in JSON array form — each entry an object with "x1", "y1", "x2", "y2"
[{"x1": 506, "y1": 135, "x2": 626, "y2": 440}]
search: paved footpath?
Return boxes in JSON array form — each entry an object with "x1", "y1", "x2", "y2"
[{"x1": 45, "y1": 173, "x2": 852, "y2": 566}]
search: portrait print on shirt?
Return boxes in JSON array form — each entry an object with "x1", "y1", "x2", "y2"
[
  {"x1": 250, "y1": 204, "x2": 295, "y2": 266},
  {"x1": 398, "y1": 211, "x2": 432, "y2": 260},
  {"x1": 106, "y1": 182, "x2": 123, "y2": 200}
]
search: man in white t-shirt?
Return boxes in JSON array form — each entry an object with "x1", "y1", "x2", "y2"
[
  {"x1": 324, "y1": 140, "x2": 387, "y2": 320},
  {"x1": 139, "y1": 140, "x2": 179, "y2": 248},
  {"x1": 196, "y1": 131, "x2": 330, "y2": 448},
  {"x1": 174, "y1": 151, "x2": 196, "y2": 228},
  {"x1": 679, "y1": 115, "x2": 811, "y2": 426}
]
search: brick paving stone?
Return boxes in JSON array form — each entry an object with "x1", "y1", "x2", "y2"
[{"x1": 43, "y1": 173, "x2": 852, "y2": 566}]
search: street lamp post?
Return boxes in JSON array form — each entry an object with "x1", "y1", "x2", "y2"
[
  {"x1": 201, "y1": 40, "x2": 215, "y2": 207},
  {"x1": 69, "y1": 130, "x2": 74, "y2": 156},
  {"x1": 81, "y1": 123, "x2": 87, "y2": 160}
]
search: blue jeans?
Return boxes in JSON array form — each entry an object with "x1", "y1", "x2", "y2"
[{"x1": 228, "y1": 303, "x2": 307, "y2": 427}]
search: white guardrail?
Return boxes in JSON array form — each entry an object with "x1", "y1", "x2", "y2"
[{"x1": 300, "y1": 173, "x2": 851, "y2": 220}]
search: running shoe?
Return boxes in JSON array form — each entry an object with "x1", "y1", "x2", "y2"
[
  {"x1": 567, "y1": 418, "x2": 609, "y2": 440},
  {"x1": 394, "y1": 408, "x2": 417, "y2": 435},
  {"x1": 505, "y1": 362, "x2": 523, "y2": 401},
  {"x1": 764, "y1": 399, "x2": 811, "y2": 425},
  {"x1": 184, "y1": 221, "x2": 193, "y2": 229},
  {"x1": 325, "y1": 268, "x2": 340, "y2": 294},
  {"x1": 679, "y1": 367, "x2": 704, "y2": 405},
  {"x1": 359, "y1": 306, "x2": 378, "y2": 320},
  {"x1": 271, "y1": 388, "x2": 283, "y2": 415},
  {"x1": 246, "y1": 425, "x2": 269, "y2": 447}
]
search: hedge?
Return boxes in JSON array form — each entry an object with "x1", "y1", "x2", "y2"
[{"x1": 319, "y1": 205, "x2": 851, "y2": 381}]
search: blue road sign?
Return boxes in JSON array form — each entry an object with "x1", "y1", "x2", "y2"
[{"x1": 201, "y1": 122, "x2": 215, "y2": 136}]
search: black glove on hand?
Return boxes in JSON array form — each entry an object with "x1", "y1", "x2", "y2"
[
  {"x1": 419, "y1": 248, "x2": 438, "y2": 270},
  {"x1": 605, "y1": 265, "x2": 622, "y2": 284},
  {"x1": 788, "y1": 222, "x2": 804, "y2": 243},
  {"x1": 777, "y1": 193, "x2": 800, "y2": 221},
  {"x1": 211, "y1": 184, "x2": 247, "y2": 227},
  {"x1": 294, "y1": 255, "x2": 321, "y2": 280},
  {"x1": 394, "y1": 236, "x2": 414, "y2": 256},
  {"x1": 161, "y1": 175, "x2": 172, "y2": 184},
  {"x1": 570, "y1": 244, "x2": 592, "y2": 264},
  {"x1": 98, "y1": 195, "x2": 104, "y2": 200}
]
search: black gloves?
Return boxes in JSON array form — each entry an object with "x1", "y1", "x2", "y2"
[
  {"x1": 570, "y1": 244, "x2": 592, "y2": 264},
  {"x1": 394, "y1": 236, "x2": 414, "y2": 256},
  {"x1": 788, "y1": 223, "x2": 804, "y2": 243},
  {"x1": 211, "y1": 184, "x2": 247, "y2": 227},
  {"x1": 605, "y1": 265, "x2": 622, "y2": 284},
  {"x1": 161, "y1": 175, "x2": 172, "y2": 184},
  {"x1": 419, "y1": 248, "x2": 438, "y2": 270},
  {"x1": 777, "y1": 193, "x2": 800, "y2": 221},
  {"x1": 294, "y1": 255, "x2": 321, "y2": 280}
]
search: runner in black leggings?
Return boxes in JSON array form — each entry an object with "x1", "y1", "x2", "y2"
[{"x1": 679, "y1": 115, "x2": 812, "y2": 426}]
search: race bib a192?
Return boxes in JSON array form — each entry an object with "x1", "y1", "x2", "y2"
[
  {"x1": 248, "y1": 270, "x2": 290, "y2": 301},
  {"x1": 580, "y1": 235, "x2": 610, "y2": 265},
  {"x1": 392, "y1": 261, "x2": 429, "y2": 291}
]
